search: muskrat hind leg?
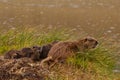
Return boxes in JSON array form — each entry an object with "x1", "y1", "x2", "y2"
[
  {"x1": 40, "y1": 56, "x2": 52, "y2": 68},
  {"x1": 49, "y1": 59, "x2": 58, "y2": 69}
]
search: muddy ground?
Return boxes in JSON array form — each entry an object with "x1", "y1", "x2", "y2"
[{"x1": 0, "y1": 56, "x2": 48, "y2": 80}]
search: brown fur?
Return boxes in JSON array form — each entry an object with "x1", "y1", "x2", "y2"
[
  {"x1": 20, "y1": 47, "x2": 34, "y2": 57},
  {"x1": 40, "y1": 41, "x2": 59, "y2": 59},
  {"x1": 4, "y1": 41, "x2": 59, "y2": 61},
  {"x1": 40, "y1": 37, "x2": 98, "y2": 68},
  {"x1": 30, "y1": 46, "x2": 42, "y2": 61},
  {"x1": 19, "y1": 47, "x2": 41, "y2": 61},
  {"x1": 4, "y1": 48, "x2": 35, "y2": 60},
  {"x1": 30, "y1": 41, "x2": 59, "y2": 61},
  {"x1": 4, "y1": 50, "x2": 22, "y2": 59}
]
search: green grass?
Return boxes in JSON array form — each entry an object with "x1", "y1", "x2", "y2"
[
  {"x1": 0, "y1": 27, "x2": 69, "y2": 54},
  {"x1": 67, "y1": 46, "x2": 116, "y2": 75},
  {"x1": 0, "y1": 27, "x2": 118, "y2": 80},
  {"x1": 48, "y1": 46, "x2": 117, "y2": 80}
]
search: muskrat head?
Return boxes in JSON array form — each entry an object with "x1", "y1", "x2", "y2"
[
  {"x1": 12, "y1": 51, "x2": 22, "y2": 59},
  {"x1": 32, "y1": 46, "x2": 42, "y2": 53},
  {"x1": 31, "y1": 46, "x2": 42, "y2": 61},
  {"x1": 83, "y1": 37, "x2": 98, "y2": 49}
]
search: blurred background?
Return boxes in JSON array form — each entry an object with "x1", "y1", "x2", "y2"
[{"x1": 0, "y1": 0, "x2": 119, "y2": 37}]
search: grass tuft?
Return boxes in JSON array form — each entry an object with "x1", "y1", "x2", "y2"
[{"x1": 67, "y1": 46, "x2": 116, "y2": 75}]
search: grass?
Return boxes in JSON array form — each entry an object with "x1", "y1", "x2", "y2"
[
  {"x1": 0, "y1": 27, "x2": 69, "y2": 54},
  {"x1": 47, "y1": 46, "x2": 117, "y2": 80},
  {"x1": 0, "y1": 27, "x2": 119, "y2": 80},
  {"x1": 67, "y1": 46, "x2": 115, "y2": 75}
]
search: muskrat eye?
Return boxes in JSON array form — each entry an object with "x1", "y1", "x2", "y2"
[
  {"x1": 84, "y1": 38, "x2": 88, "y2": 42},
  {"x1": 95, "y1": 41, "x2": 98, "y2": 45}
]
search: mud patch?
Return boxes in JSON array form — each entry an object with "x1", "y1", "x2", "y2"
[{"x1": 0, "y1": 57, "x2": 48, "y2": 80}]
